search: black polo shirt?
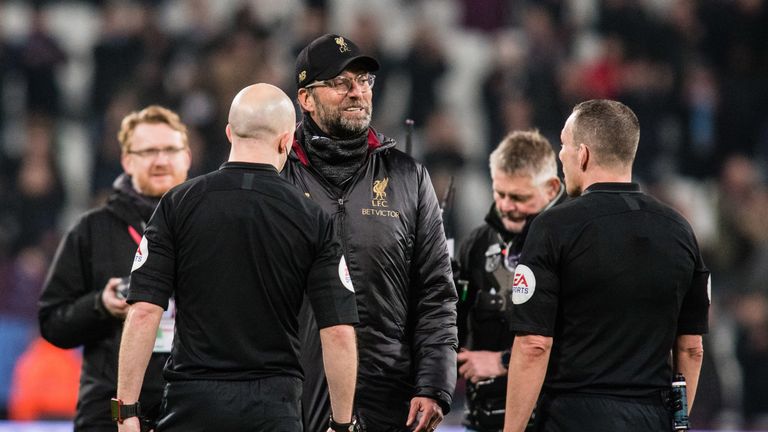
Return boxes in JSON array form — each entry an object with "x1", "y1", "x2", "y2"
[
  {"x1": 128, "y1": 162, "x2": 358, "y2": 382},
  {"x1": 508, "y1": 182, "x2": 710, "y2": 397}
]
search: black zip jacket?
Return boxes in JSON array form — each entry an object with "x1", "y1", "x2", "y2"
[
  {"x1": 38, "y1": 175, "x2": 167, "y2": 431},
  {"x1": 457, "y1": 187, "x2": 566, "y2": 431},
  {"x1": 282, "y1": 125, "x2": 458, "y2": 431}
]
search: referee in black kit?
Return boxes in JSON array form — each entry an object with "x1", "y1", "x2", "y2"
[
  {"x1": 114, "y1": 83, "x2": 359, "y2": 432},
  {"x1": 502, "y1": 99, "x2": 711, "y2": 432}
]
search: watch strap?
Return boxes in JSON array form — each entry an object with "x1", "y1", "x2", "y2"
[
  {"x1": 111, "y1": 398, "x2": 141, "y2": 424},
  {"x1": 501, "y1": 349, "x2": 511, "y2": 369},
  {"x1": 329, "y1": 414, "x2": 358, "y2": 432}
]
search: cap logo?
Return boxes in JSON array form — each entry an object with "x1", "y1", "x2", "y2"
[
  {"x1": 299, "y1": 70, "x2": 307, "y2": 83},
  {"x1": 335, "y1": 37, "x2": 350, "y2": 53}
]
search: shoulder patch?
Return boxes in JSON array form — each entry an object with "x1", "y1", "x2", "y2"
[
  {"x1": 338, "y1": 255, "x2": 354, "y2": 292},
  {"x1": 131, "y1": 236, "x2": 149, "y2": 272},
  {"x1": 511, "y1": 264, "x2": 536, "y2": 304}
]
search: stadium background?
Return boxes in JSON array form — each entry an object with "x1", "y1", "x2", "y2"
[{"x1": 0, "y1": 0, "x2": 767, "y2": 430}]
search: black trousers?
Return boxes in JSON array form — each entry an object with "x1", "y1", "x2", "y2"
[
  {"x1": 156, "y1": 376, "x2": 303, "y2": 432},
  {"x1": 533, "y1": 392, "x2": 671, "y2": 432}
]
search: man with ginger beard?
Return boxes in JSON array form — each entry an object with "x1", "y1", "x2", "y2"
[
  {"x1": 456, "y1": 130, "x2": 565, "y2": 431},
  {"x1": 39, "y1": 105, "x2": 191, "y2": 431},
  {"x1": 283, "y1": 34, "x2": 458, "y2": 432}
]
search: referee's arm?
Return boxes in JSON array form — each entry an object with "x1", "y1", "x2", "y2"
[
  {"x1": 674, "y1": 334, "x2": 704, "y2": 413},
  {"x1": 116, "y1": 301, "x2": 164, "y2": 431},
  {"x1": 503, "y1": 333, "x2": 553, "y2": 432},
  {"x1": 320, "y1": 324, "x2": 357, "y2": 425}
]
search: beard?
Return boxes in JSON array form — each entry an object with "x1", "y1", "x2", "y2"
[{"x1": 313, "y1": 98, "x2": 372, "y2": 139}]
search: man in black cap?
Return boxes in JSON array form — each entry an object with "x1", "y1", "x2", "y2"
[{"x1": 283, "y1": 34, "x2": 458, "y2": 432}]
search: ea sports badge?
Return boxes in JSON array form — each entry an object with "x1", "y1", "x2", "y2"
[
  {"x1": 338, "y1": 255, "x2": 354, "y2": 292},
  {"x1": 511, "y1": 264, "x2": 535, "y2": 304},
  {"x1": 131, "y1": 236, "x2": 149, "y2": 272}
]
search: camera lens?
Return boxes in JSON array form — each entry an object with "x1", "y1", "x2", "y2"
[{"x1": 116, "y1": 277, "x2": 130, "y2": 300}]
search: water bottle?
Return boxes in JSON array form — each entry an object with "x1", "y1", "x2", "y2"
[{"x1": 672, "y1": 373, "x2": 689, "y2": 431}]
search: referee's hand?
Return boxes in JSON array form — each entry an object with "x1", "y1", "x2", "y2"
[{"x1": 117, "y1": 416, "x2": 142, "y2": 432}]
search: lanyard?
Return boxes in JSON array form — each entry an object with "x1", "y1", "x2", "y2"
[{"x1": 127, "y1": 225, "x2": 142, "y2": 247}]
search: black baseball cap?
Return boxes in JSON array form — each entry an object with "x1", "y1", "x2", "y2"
[{"x1": 296, "y1": 33, "x2": 380, "y2": 88}]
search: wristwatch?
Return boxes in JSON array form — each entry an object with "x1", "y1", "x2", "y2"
[
  {"x1": 500, "y1": 349, "x2": 511, "y2": 369},
  {"x1": 329, "y1": 413, "x2": 358, "y2": 432},
  {"x1": 111, "y1": 398, "x2": 141, "y2": 424}
]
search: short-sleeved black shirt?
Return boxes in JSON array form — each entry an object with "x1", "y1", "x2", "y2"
[
  {"x1": 508, "y1": 183, "x2": 710, "y2": 397},
  {"x1": 128, "y1": 162, "x2": 358, "y2": 382}
]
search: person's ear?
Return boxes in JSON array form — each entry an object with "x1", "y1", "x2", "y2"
[
  {"x1": 297, "y1": 89, "x2": 314, "y2": 113},
  {"x1": 578, "y1": 144, "x2": 590, "y2": 172},
  {"x1": 277, "y1": 130, "x2": 292, "y2": 155},
  {"x1": 225, "y1": 124, "x2": 233, "y2": 143},
  {"x1": 545, "y1": 177, "x2": 561, "y2": 199}
]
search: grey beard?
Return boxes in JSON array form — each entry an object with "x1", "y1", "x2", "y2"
[{"x1": 314, "y1": 103, "x2": 372, "y2": 139}]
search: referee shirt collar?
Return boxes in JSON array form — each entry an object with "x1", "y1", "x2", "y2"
[
  {"x1": 219, "y1": 161, "x2": 279, "y2": 174},
  {"x1": 583, "y1": 182, "x2": 641, "y2": 194}
]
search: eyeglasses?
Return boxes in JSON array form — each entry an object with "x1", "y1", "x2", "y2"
[
  {"x1": 127, "y1": 146, "x2": 187, "y2": 159},
  {"x1": 304, "y1": 73, "x2": 376, "y2": 95}
]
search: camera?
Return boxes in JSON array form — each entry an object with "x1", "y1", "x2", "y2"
[{"x1": 115, "y1": 277, "x2": 131, "y2": 300}]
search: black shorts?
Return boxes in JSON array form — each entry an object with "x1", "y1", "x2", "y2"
[
  {"x1": 156, "y1": 376, "x2": 302, "y2": 432},
  {"x1": 533, "y1": 392, "x2": 671, "y2": 432}
]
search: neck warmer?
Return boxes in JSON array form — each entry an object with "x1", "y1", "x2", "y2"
[{"x1": 301, "y1": 114, "x2": 369, "y2": 186}]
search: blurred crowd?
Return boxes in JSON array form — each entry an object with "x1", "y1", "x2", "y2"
[{"x1": 0, "y1": 0, "x2": 767, "y2": 429}]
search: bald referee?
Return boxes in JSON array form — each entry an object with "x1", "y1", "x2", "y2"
[{"x1": 115, "y1": 84, "x2": 359, "y2": 432}]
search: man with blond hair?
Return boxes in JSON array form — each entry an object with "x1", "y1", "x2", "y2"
[
  {"x1": 39, "y1": 105, "x2": 192, "y2": 431},
  {"x1": 457, "y1": 130, "x2": 564, "y2": 431}
]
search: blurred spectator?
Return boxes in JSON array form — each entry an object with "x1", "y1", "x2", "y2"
[
  {"x1": 349, "y1": 13, "x2": 392, "y2": 114},
  {"x1": 459, "y1": 0, "x2": 508, "y2": 32},
  {"x1": 403, "y1": 24, "x2": 447, "y2": 128},
  {"x1": 16, "y1": 6, "x2": 67, "y2": 119},
  {"x1": 421, "y1": 110, "x2": 465, "y2": 237},
  {"x1": 89, "y1": 3, "x2": 146, "y2": 115},
  {"x1": 8, "y1": 337, "x2": 80, "y2": 421},
  {"x1": 6, "y1": 117, "x2": 65, "y2": 253}
]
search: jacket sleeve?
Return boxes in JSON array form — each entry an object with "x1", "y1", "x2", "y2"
[
  {"x1": 409, "y1": 164, "x2": 459, "y2": 413},
  {"x1": 38, "y1": 217, "x2": 114, "y2": 348}
]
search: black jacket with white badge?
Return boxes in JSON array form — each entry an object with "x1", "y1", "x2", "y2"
[{"x1": 282, "y1": 124, "x2": 458, "y2": 430}]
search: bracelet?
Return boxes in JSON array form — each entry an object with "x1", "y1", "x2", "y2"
[{"x1": 329, "y1": 414, "x2": 357, "y2": 432}]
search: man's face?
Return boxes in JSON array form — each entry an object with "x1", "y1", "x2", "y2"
[
  {"x1": 121, "y1": 123, "x2": 191, "y2": 197},
  {"x1": 491, "y1": 169, "x2": 557, "y2": 234},
  {"x1": 303, "y1": 68, "x2": 373, "y2": 138},
  {"x1": 559, "y1": 113, "x2": 583, "y2": 197}
]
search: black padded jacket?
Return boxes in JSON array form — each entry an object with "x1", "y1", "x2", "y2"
[
  {"x1": 282, "y1": 125, "x2": 458, "y2": 431},
  {"x1": 38, "y1": 175, "x2": 167, "y2": 431}
]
